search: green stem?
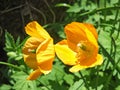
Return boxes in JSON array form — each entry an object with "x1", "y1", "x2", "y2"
[
  {"x1": 115, "y1": 21, "x2": 120, "y2": 40},
  {"x1": 79, "y1": 71, "x2": 90, "y2": 90},
  {"x1": 95, "y1": 67, "x2": 100, "y2": 90},
  {"x1": 105, "y1": 59, "x2": 120, "y2": 89},
  {"x1": 114, "y1": 3, "x2": 120, "y2": 40},
  {"x1": 0, "y1": 61, "x2": 29, "y2": 74},
  {"x1": 78, "y1": 6, "x2": 120, "y2": 17},
  {"x1": 103, "y1": 0, "x2": 106, "y2": 30},
  {"x1": 99, "y1": 42, "x2": 120, "y2": 74},
  {"x1": 0, "y1": 61, "x2": 22, "y2": 71}
]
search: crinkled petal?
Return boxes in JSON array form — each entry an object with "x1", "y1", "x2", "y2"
[
  {"x1": 65, "y1": 22, "x2": 98, "y2": 52},
  {"x1": 65, "y1": 22, "x2": 87, "y2": 51},
  {"x1": 25, "y1": 21, "x2": 50, "y2": 39},
  {"x1": 22, "y1": 37, "x2": 41, "y2": 69},
  {"x1": 74, "y1": 22, "x2": 98, "y2": 47},
  {"x1": 27, "y1": 69, "x2": 42, "y2": 80},
  {"x1": 36, "y1": 38, "x2": 55, "y2": 74},
  {"x1": 55, "y1": 40, "x2": 77, "y2": 65}
]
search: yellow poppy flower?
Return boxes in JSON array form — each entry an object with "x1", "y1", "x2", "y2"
[
  {"x1": 55, "y1": 22, "x2": 103, "y2": 72},
  {"x1": 22, "y1": 21, "x2": 55, "y2": 80}
]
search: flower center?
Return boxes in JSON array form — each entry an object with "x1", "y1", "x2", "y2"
[
  {"x1": 28, "y1": 49, "x2": 36, "y2": 53},
  {"x1": 77, "y1": 43, "x2": 86, "y2": 51},
  {"x1": 76, "y1": 41, "x2": 95, "y2": 64}
]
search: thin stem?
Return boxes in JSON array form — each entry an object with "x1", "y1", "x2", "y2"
[
  {"x1": 99, "y1": 42, "x2": 120, "y2": 74},
  {"x1": 78, "y1": 6, "x2": 120, "y2": 17},
  {"x1": 104, "y1": 59, "x2": 120, "y2": 89},
  {"x1": 0, "y1": 61, "x2": 28, "y2": 74},
  {"x1": 115, "y1": 21, "x2": 120, "y2": 40},
  {"x1": 114, "y1": 1, "x2": 120, "y2": 40},
  {"x1": 79, "y1": 71, "x2": 90, "y2": 90},
  {"x1": 103, "y1": 0, "x2": 106, "y2": 30},
  {"x1": 95, "y1": 67, "x2": 99, "y2": 90},
  {"x1": 0, "y1": 61, "x2": 22, "y2": 71}
]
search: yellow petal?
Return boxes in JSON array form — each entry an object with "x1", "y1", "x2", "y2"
[
  {"x1": 69, "y1": 54, "x2": 103, "y2": 72},
  {"x1": 90, "y1": 54, "x2": 103, "y2": 67},
  {"x1": 69, "y1": 64, "x2": 87, "y2": 72},
  {"x1": 25, "y1": 21, "x2": 50, "y2": 39},
  {"x1": 27, "y1": 69, "x2": 42, "y2": 80},
  {"x1": 55, "y1": 40, "x2": 77, "y2": 65},
  {"x1": 83, "y1": 23, "x2": 98, "y2": 40},
  {"x1": 36, "y1": 38, "x2": 55, "y2": 74},
  {"x1": 83, "y1": 26, "x2": 98, "y2": 48},
  {"x1": 22, "y1": 37, "x2": 41, "y2": 69}
]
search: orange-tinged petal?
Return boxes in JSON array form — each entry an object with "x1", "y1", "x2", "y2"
[
  {"x1": 65, "y1": 22, "x2": 98, "y2": 52},
  {"x1": 25, "y1": 21, "x2": 50, "y2": 39},
  {"x1": 38, "y1": 60, "x2": 53, "y2": 74},
  {"x1": 22, "y1": 37, "x2": 41, "y2": 69},
  {"x1": 23, "y1": 54, "x2": 37, "y2": 69},
  {"x1": 69, "y1": 54, "x2": 103, "y2": 72},
  {"x1": 83, "y1": 23, "x2": 98, "y2": 40},
  {"x1": 55, "y1": 40, "x2": 77, "y2": 65},
  {"x1": 90, "y1": 54, "x2": 103, "y2": 67},
  {"x1": 76, "y1": 41, "x2": 98, "y2": 66},
  {"x1": 27, "y1": 69, "x2": 42, "y2": 80},
  {"x1": 36, "y1": 38, "x2": 55, "y2": 74}
]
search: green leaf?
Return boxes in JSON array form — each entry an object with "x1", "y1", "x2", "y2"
[
  {"x1": 11, "y1": 71, "x2": 28, "y2": 80},
  {"x1": 11, "y1": 71, "x2": 37, "y2": 90},
  {"x1": 15, "y1": 54, "x2": 23, "y2": 61},
  {"x1": 64, "y1": 74, "x2": 74, "y2": 86},
  {"x1": 110, "y1": 0, "x2": 119, "y2": 5},
  {"x1": 0, "y1": 84, "x2": 12, "y2": 90},
  {"x1": 4, "y1": 31, "x2": 16, "y2": 51},
  {"x1": 116, "y1": 85, "x2": 120, "y2": 90},
  {"x1": 98, "y1": 30, "x2": 111, "y2": 52},
  {"x1": 67, "y1": 3, "x2": 81, "y2": 13},
  {"x1": 69, "y1": 80, "x2": 84, "y2": 90},
  {"x1": 13, "y1": 80, "x2": 28, "y2": 90},
  {"x1": 7, "y1": 51, "x2": 17, "y2": 57},
  {"x1": 13, "y1": 80, "x2": 37, "y2": 90},
  {"x1": 16, "y1": 36, "x2": 21, "y2": 46}
]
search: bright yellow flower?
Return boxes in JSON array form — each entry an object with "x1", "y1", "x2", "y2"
[
  {"x1": 22, "y1": 21, "x2": 55, "y2": 80},
  {"x1": 55, "y1": 22, "x2": 103, "y2": 72}
]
